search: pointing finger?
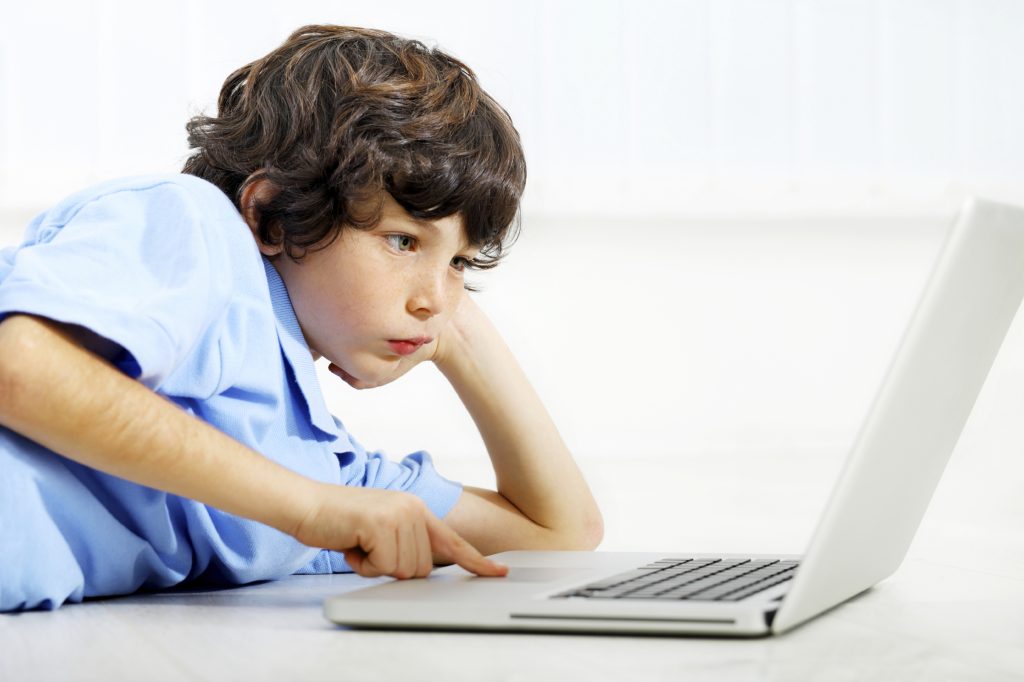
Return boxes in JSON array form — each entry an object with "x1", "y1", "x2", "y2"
[{"x1": 426, "y1": 515, "x2": 507, "y2": 577}]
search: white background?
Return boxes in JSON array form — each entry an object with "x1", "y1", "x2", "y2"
[
  {"x1": 2, "y1": 0, "x2": 1022, "y2": 552},
  {"x1": 2, "y1": 0, "x2": 1024, "y2": 214}
]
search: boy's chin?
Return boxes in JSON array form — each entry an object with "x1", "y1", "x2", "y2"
[{"x1": 327, "y1": 358, "x2": 404, "y2": 390}]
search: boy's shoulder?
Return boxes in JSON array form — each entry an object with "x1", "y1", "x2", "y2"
[
  {"x1": 47, "y1": 173, "x2": 238, "y2": 223},
  {"x1": 15, "y1": 173, "x2": 249, "y2": 260},
  {"x1": 20, "y1": 174, "x2": 248, "y2": 251}
]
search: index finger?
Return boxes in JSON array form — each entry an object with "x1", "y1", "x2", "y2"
[{"x1": 426, "y1": 515, "x2": 508, "y2": 577}]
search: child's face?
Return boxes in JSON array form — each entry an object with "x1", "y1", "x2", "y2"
[{"x1": 266, "y1": 193, "x2": 479, "y2": 387}]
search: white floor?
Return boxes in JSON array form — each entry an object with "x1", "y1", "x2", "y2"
[
  {"x1": 2, "y1": 212, "x2": 1022, "y2": 680},
  {"x1": 1, "y1": 459, "x2": 1020, "y2": 681}
]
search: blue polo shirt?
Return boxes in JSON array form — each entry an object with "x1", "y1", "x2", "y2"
[{"x1": 0, "y1": 174, "x2": 463, "y2": 611}]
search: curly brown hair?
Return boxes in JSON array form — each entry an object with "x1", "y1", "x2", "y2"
[{"x1": 182, "y1": 25, "x2": 526, "y2": 267}]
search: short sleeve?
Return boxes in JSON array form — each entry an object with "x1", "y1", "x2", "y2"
[
  {"x1": 0, "y1": 180, "x2": 242, "y2": 389},
  {"x1": 294, "y1": 433, "x2": 464, "y2": 575},
  {"x1": 360, "y1": 450, "x2": 464, "y2": 517},
  {"x1": 335, "y1": 426, "x2": 464, "y2": 521}
]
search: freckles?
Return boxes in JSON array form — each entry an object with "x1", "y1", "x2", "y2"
[{"x1": 444, "y1": 282, "x2": 468, "y2": 311}]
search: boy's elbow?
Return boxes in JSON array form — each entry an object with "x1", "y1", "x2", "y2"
[
  {"x1": 556, "y1": 508, "x2": 604, "y2": 551},
  {"x1": 581, "y1": 509, "x2": 605, "y2": 550}
]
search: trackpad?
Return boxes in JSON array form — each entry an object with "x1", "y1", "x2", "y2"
[{"x1": 469, "y1": 567, "x2": 583, "y2": 583}]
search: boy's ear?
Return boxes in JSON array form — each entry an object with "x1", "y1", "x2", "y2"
[{"x1": 239, "y1": 178, "x2": 284, "y2": 257}]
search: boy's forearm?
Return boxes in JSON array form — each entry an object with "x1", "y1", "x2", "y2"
[
  {"x1": 0, "y1": 314, "x2": 314, "y2": 536},
  {"x1": 435, "y1": 300, "x2": 602, "y2": 546}
]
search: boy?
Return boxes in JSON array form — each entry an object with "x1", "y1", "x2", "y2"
[{"x1": 0, "y1": 25, "x2": 602, "y2": 611}]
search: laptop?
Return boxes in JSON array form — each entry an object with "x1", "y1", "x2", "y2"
[{"x1": 324, "y1": 198, "x2": 1024, "y2": 636}]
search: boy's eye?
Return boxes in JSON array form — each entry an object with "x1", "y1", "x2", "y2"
[
  {"x1": 386, "y1": 234, "x2": 416, "y2": 252},
  {"x1": 451, "y1": 256, "x2": 482, "y2": 273}
]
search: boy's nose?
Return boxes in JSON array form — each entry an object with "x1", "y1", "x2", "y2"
[{"x1": 407, "y1": 270, "x2": 447, "y2": 319}]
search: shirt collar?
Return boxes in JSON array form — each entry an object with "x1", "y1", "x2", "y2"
[{"x1": 262, "y1": 257, "x2": 343, "y2": 442}]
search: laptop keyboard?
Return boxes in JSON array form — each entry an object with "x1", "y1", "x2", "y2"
[{"x1": 552, "y1": 558, "x2": 800, "y2": 602}]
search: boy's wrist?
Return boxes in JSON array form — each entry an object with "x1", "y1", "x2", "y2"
[
  {"x1": 243, "y1": 467, "x2": 327, "y2": 541},
  {"x1": 283, "y1": 479, "x2": 330, "y2": 546}
]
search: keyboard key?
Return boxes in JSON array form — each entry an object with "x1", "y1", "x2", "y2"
[
  {"x1": 581, "y1": 569, "x2": 662, "y2": 589},
  {"x1": 552, "y1": 558, "x2": 801, "y2": 602},
  {"x1": 718, "y1": 575, "x2": 796, "y2": 601}
]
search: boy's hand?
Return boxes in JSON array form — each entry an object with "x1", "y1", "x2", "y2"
[
  {"x1": 291, "y1": 483, "x2": 508, "y2": 579},
  {"x1": 428, "y1": 292, "x2": 483, "y2": 371}
]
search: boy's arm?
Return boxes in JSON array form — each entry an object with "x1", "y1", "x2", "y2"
[
  {"x1": 433, "y1": 298, "x2": 604, "y2": 555},
  {"x1": 0, "y1": 313, "x2": 504, "y2": 579}
]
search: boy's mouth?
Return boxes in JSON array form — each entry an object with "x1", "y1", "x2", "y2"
[{"x1": 387, "y1": 337, "x2": 432, "y2": 356}]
